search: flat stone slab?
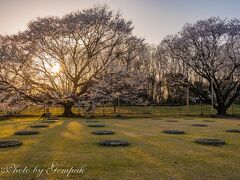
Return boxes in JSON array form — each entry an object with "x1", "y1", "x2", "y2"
[
  {"x1": 92, "y1": 130, "x2": 114, "y2": 135},
  {"x1": 195, "y1": 138, "x2": 226, "y2": 146},
  {"x1": 0, "y1": 140, "x2": 23, "y2": 148},
  {"x1": 98, "y1": 140, "x2": 130, "y2": 147},
  {"x1": 225, "y1": 129, "x2": 240, "y2": 133},
  {"x1": 203, "y1": 120, "x2": 215, "y2": 122},
  {"x1": 165, "y1": 120, "x2": 179, "y2": 122},
  {"x1": 192, "y1": 124, "x2": 208, "y2": 127},
  {"x1": 162, "y1": 130, "x2": 185, "y2": 134},
  {"x1": 41, "y1": 120, "x2": 59, "y2": 123},
  {"x1": 86, "y1": 120, "x2": 99, "y2": 123},
  {"x1": 31, "y1": 124, "x2": 49, "y2": 128},
  {"x1": 15, "y1": 130, "x2": 39, "y2": 135},
  {"x1": 88, "y1": 124, "x2": 105, "y2": 127}
]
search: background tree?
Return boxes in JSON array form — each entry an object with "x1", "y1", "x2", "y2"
[
  {"x1": 162, "y1": 17, "x2": 240, "y2": 115},
  {"x1": 85, "y1": 69, "x2": 149, "y2": 114}
]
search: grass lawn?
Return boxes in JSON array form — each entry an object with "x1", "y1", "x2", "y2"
[{"x1": 0, "y1": 105, "x2": 240, "y2": 179}]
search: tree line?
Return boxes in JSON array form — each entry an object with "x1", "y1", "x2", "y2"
[{"x1": 0, "y1": 5, "x2": 239, "y2": 116}]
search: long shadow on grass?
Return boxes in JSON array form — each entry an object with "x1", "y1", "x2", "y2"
[{"x1": 0, "y1": 119, "x2": 63, "y2": 179}]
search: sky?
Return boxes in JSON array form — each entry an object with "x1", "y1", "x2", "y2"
[{"x1": 1, "y1": 0, "x2": 240, "y2": 44}]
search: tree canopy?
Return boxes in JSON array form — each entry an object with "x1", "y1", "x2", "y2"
[
  {"x1": 0, "y1": 5, "x2": 134, "y2": 116},
  {"x1": 0, "y1": 8, "x2": 239, "y2": 117}
]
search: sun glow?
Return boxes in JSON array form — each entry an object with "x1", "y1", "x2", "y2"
[{"x1": 50, "y1": 63, "x2": 61, "y2": 74}]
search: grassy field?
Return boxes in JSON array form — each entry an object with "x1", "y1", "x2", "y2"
[{"x1": 0, "y1": 105, "x2": 240, "y2": 179}]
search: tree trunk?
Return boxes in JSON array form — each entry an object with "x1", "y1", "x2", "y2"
[
  {"x1": 189, "y1": 85, "x2": 232, "y2": 117},
  {"x1": 216, "y1": 106, "x2": 227, "y2": 116},
  {"x1": 62, "y1": 102, "x2": 75, "y2": 117}
]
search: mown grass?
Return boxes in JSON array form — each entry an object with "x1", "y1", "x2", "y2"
[
  {"x1": 0, "y1": 105, "x2": 240, "y2": 179},
  {"x1": 121, "y1": 104, "x2": 240, "y2": 117}
]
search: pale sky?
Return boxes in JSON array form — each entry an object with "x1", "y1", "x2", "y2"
[{"x1": 1, "y1": 0, "x2": 240, "y2": 44}]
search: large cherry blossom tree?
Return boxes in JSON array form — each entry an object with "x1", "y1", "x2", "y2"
[{"x1": 0, "y1": 5, "x2": 133, "y2": 116}]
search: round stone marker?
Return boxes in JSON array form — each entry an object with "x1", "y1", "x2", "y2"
[
  {"x1": 86, "y1": 120, "x2": 99, "y2": 123},
  {"x1": 0, "y1": 140, "x2": 23, "y2": 148},
  {"x1": 15, "y1": 130, "x2": 39, "y2": 135},
  {"x1": 203, "y1": 120, "x2": 215, "y2": 122},
  {"x1": 31, "y1": 124, "x2": 49, "y2": 128},
  {"x1": 98, "y1": 140, "x2": 130, "y2": 147},
  {"x1": 162, "y1": 130, "x2": 185, "y2": 134},
  {"x1": 225, "y1": 129, "x2": 240, "y2": 133},
  {"x1": 165, "y1": 120, "x2": 179, "y2": 122},
  {"x1": 195, "y1": 138, "x2": 226, "y2": 146},
  {"x1": 41, "y1": 120, "x2": 59, "y2": 123},
  {"x1": 92, "y1": 130, "x2": 114, "y2": 135},
  {"x1": 88, "y1": 124, "x2": 105, "y2": 127},
  {"x1": 192, "y1": 124, "x2": 208, "y2": 127}
]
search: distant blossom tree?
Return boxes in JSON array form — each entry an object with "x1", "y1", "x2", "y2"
[
  {"x1": 162, "y1": 17, "x2": 240, "y2": 115},
  {"x1": 84, "y1": 69, "x2": 149, "y2": 113}
]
